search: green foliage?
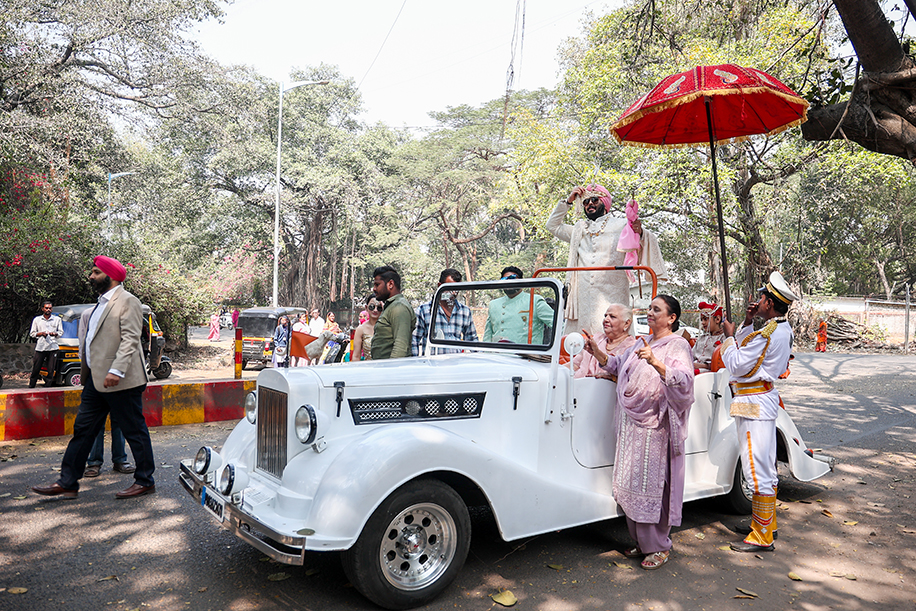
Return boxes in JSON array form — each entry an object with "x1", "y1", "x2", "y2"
[
  {"x1": 0, "y1": 165, "x2": 96, "y2": 341},
  {"x1": 119, "y1": 256, "x2": 211, "y2": 341},
  {"x1": 790, "y1": 145, "x2": 916, "y2": 297}
]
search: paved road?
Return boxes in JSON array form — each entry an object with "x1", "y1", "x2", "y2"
[{"x1": 1, "y1": 353, "x2": 914, "y2": 610}]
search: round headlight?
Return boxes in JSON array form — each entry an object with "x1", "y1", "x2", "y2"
[
  {"x1": 244, "y1": 391, "x2": 257, "y2": 424},
  {"x1": 295, "y1": 405, "x2": 318, "y2": 445},
  {"x1": 194, "y1": 446, "x2": 211, "y2": 474},
  {"x1": 219, "y1": 463, "x2": 249, "y2": 497},
  {"x1": 218, "y1": 464, "x2": 233, "y2": 494},
  {"x1": 194, "y1": 446, "x2": 222, "y2": 476}
]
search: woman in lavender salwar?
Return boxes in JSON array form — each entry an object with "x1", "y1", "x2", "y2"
[{"x1": 586, "y1": 294, "x2": 694, "y2": 570}]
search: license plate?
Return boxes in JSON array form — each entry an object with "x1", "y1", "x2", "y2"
[{"x1": 201, "y1": 486, "x2": 225, "y2": 522}]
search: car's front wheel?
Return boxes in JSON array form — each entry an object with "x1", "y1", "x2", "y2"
[{"x1": 341, "y1": 478, "x2": 471, "y2": 610}]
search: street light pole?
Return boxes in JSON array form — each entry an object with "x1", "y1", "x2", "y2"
[
  {"x1": 107, "y1": 171, "x2": 137, "y2": 235},
  {"x1": 272, "y1": 78, "x2": 331, "y2": 308}
]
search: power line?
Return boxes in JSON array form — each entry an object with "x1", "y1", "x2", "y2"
[
  {"x1": 502, "y1": 0, "x2": 527, "y2": 140},
  {"x1": 361, "y1": 2, "x2": 602, "y2": 95},
  {"x1": 358, "y1": 0, "x2": 409, "y2": 89}
]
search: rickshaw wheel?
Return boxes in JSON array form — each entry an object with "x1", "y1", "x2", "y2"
[
  {"x1": 64, "y1": 371, "x2": 81, "y2": 387},
  {"x1": 153, "y1": 362, "x2": 172, "y2": 379},
  {"x1": 241, "y1": 359, "x2": 248, "y2": 370}
]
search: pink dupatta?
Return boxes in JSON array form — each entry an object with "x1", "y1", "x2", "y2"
[{"x1": 614, "y1": 333, "x2": 694, "y2": 455}]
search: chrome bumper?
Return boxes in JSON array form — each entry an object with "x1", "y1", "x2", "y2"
[{"x1": 178, "y1": 460, "x2": 307, "y2": 565}]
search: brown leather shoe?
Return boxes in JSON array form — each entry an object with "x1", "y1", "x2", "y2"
[
  {"x1": 115, "y1": 483, "x2": 155, "y2": 499},
  {"x1": 84, "y1": 465, "x2": 101, "y2": 478},
  {"x1": 113, "y1": 462, "x2": 136, "y2": 474},
  {"x1": 32, "y1": 483, "x2": 78, "y2": 498}
]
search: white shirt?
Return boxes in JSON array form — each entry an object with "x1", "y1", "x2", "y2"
[
  {"x1": 309, "y1": 316, "x2": 325, "y2": 336},
  {"x1": 85, "y1": 285, "x2": 125, "y2": 377},
  {"x1": 30, "y1": 314, "x2": 63, "y2": 352},
  {"x1": 292, "y1": 320, "x2": 309, "y2": 334}
]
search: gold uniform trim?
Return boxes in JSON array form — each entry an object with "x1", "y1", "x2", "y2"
[
  {"x1": 733, "y1": 380, "x2": 774, "y2": 396},
  {"x1": 730, "y1": 401, "x2": 761, "y2": 418},
  {"x1": 766, "y1": 282, "x2": 792, "y2": 304},
  {"x1": 738, "y1": 319, "x2": 780, "y2": 379}
]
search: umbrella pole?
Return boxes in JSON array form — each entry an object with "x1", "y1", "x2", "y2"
[{"x1": 705, "y1": 97, "x2": 732, "y2": 321}]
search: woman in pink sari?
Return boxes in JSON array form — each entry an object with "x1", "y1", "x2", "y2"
[
  {"x1": 589, "y1": 294, "x2": 694, "y2": 570},
  {"x1": 207, "y1": 313, "x2": 220, "y2": 341}
]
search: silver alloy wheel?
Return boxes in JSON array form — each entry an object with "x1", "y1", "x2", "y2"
[{"x1": 378, "y1": 502, "x2": 458, "y2": 591}]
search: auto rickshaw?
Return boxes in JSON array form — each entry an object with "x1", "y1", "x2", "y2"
[
  {"x1": 143, "y1": 304, "x2": 172, "y2": 380},
  {"x1": 237, "y1": 306, "x2": 306, "y2": 369},
  {"x1": 41, "y1": 304, "x2": 92, "y2": 386},
  {"x1": 41, "y1": 303, "x2": 171, "y2": 386}
]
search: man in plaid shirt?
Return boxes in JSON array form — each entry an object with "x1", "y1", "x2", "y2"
[{"x1": 412, "y1": 268, "x2": 479, "y2": 356}]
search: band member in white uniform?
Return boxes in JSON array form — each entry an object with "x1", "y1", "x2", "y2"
[{"x1": 721, "y1": 271, "x2": 797, "y2": 552}]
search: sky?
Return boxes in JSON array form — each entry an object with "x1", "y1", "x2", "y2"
[{"x1": 193, "y1": 0, "x2": 617, "y2": 129}]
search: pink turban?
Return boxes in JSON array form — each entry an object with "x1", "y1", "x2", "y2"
[
  {"x1": 583, "y1": 184, "x2": 613, "y2": 213},
  {"x1": 93, "y1": 255, "x2": 127, "y2": 282}
]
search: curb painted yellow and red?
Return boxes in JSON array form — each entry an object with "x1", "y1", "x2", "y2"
[{"x1": 0, "y1": 379, "x2": 255, "y2": 441}]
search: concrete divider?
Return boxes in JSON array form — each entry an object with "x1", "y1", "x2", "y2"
[{"x1": 0, "y1": 379, "x2": 255, "y2": 441}]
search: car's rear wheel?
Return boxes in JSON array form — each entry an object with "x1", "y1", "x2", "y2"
[
  {"x1": 724, "y1": 460, "x2": 753, "y2": 514},
  {"x1": 341, "y1": 478, "x2": 471, "y2": 610}
]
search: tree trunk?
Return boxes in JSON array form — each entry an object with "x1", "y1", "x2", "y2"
[
  {"x1": 802, "y1": 0, "x2": 916, "y2": 163},
  {"x1": 329, "y1": 243, "x2": 337, "y2": 303},
  {"x1": 833, "y1": 0, "x2": 907, "y2": 73},
  {"x1": 734, "y1": 174, "x2": 774, "y2": 296},
  {"x1": 875, "y1": 258, "x2": 892, "y2": 299}
]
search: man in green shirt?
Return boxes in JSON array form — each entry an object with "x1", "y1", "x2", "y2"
[
  {"x1": 370, "y1": 266, "x2": 416, "y2": 360},
  {"x1": 483, "y1": 266, "x2": 555, "y2": 345}
]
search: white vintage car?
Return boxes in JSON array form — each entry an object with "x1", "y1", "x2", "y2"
[{"x1": 179, "y1": 275, "x2": 833, "y2": 610}]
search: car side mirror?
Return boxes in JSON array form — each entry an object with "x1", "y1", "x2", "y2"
[{"x1": 563, "y1": 332, "x2": 585, "y2": 357}]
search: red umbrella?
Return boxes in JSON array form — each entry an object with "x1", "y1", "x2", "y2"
[{"x1": 610, "y1": 64, "x2": 808, "y2": 319}]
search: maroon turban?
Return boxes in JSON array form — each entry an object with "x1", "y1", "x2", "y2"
[{"x1": 93, "y1": 255, "x2": 127, "y2": 282}]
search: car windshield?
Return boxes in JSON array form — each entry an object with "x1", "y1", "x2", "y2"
[
  {"x1": 237, "y1": 316, "x2": 277, "y2": 339},
  {"x1": 427, "y1": 280, "x2": 559, "y2": 352}
]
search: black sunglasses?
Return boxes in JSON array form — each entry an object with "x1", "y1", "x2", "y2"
[
  {"x1": 367, "y1": 304, "x2": 383, "y2": 311},
  {"x1": 583, "y1": 197, "x2": 601, "y2": 205}
]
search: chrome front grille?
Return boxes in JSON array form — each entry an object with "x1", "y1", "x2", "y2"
[
  {"x1": 257, "y1": 387, "x2": 288, "y2": 478},
  {"x1": 350, "y1": 392, "x2": 486, "y2": 424}
]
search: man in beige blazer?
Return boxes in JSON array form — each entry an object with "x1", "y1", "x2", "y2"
[
  {"x1": 79, "y1": 305, "x2": 135, "y2": 478},
  {"x1": 32, "y1": 255, "x2": 156, "y2": 499}
]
